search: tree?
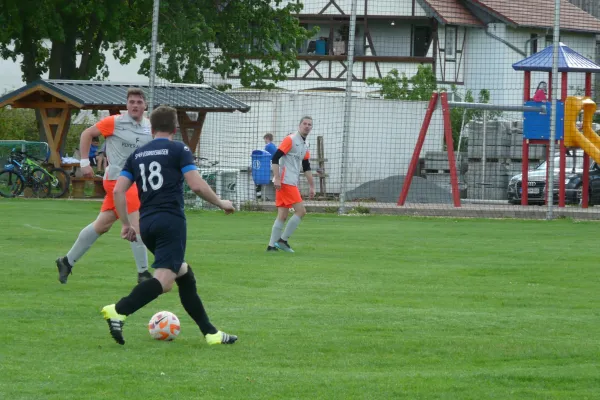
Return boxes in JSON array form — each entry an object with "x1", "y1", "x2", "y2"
[
  {"x1": 0, "y1": 0, "x2": 312, "y2": 145},
  {"x1": 365, "y1": 65, "x2": 437, "y2": 101},
  {"x1": 0, "y1": 0, "x2": 311, "y2": 86}
]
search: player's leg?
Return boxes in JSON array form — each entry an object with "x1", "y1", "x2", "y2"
[
  {"x1": 275, "y1": 185, "x2": 303, "y2": 253},
  {"x1": 56, "y1": 209, "x2": 117, "y2": 284},
  {"x1": 101, "y1": 216, "x2": 164, "y2": 345},
  {"x1": 268, "y1": 185, "x2": 291, "y2": 251},
  {"x1": 268, "y1": 207, "x2": 288, "y2": 251},
  {"x1": 174, "y1": 263, "x2": 237, "y2": 345},
  {"x1": 162, "y1": 219, "x2": 237, "y2": 344},
  {"x1": 124, "y1": 183, "x2": 151, "y2": 282},
  {"x1": 280, "y1": 201, "x2": 306, "y2": 246}
]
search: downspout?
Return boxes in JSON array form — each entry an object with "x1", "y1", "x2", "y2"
[{"x1": 485, "y1": 25, "x2": 526, "y2": 57}]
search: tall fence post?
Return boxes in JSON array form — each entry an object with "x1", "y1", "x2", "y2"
[
  {"x1": 546, "y1": 0, "x2": 561, "y2": 220},
  {"x1": 338, "y1": 0, "x2": 358, "y2": 214},
  {"x1": 148, "y1": 0, "x2": 160, "y2": 115}
]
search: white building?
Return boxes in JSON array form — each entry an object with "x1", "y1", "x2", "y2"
[
  {"x1": 2, "y1": 0, "x2": 600, "y2": 105},
  {"x1": 218, "y1": 0, "x2": 600, "y2": 105}
]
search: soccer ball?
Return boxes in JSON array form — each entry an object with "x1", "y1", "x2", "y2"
[{"x1": 148, "y1": 311, "x2": 181, "y2": 341}]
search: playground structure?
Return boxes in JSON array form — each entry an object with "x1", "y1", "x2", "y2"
[
  {"x1": 515, "y1": 42, "x2": 600, "y2": 208},
  {"x1": 399, "y1": 43, "x2": 600, "y2": 208}
]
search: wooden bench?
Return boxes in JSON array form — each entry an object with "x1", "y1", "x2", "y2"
[{"x1": 71, "y1": 176, "x2": 105, "y2": 198}]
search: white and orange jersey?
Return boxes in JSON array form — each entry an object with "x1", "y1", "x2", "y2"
[
  {"x1": 276, "y1": 132, "x2": 310, "y2": 187},
  {"x1": 95, "y1": 113, "x2": 152, "y2": 180}
]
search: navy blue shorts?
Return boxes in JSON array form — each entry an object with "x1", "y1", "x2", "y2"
[{"x1": 140, "y1": 213, "x2": 186, "y2": 273}]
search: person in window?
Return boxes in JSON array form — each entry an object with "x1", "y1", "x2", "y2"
[{"x1": 533, "y1": 81, "x2": 548, "y2": 102}]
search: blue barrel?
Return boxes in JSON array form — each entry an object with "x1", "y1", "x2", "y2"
[
  {"x1": 251, "y1": 150, "x2": 272, "y2": 185},
  {"x1": 315, "y1": 39, "x2": 326, "y2": 55}
]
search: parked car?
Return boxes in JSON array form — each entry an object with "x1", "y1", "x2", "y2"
[{"x1": 507, "y1": 150, "x2": 600, "y2": 205}]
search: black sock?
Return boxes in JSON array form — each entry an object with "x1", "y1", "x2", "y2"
[
  {"x1": 115, "y1": 278, "x2": 163, "y2": 316},
  {"x1": 176, "y1": 266, "x2": 218, "y2": 335}
]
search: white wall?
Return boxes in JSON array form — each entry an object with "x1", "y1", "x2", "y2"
[{"x1": 196, "y1": 91, "x2": 445, "y2": 196}]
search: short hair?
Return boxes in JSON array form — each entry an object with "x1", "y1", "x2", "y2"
[
  {"x1": 150, "y1": 105, "x2": 178, "y2": 134},
  {"x1": 299, "y1": 116, "x2": 313, "y2": 124},
  {"x1": 127, "y1": 88, "x2": 146, "y2": 102},
  {"x1": 263, "y1": 133, "x2": 274, "y2": 141}
]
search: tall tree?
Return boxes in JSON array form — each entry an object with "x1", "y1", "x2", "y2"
[
  {"x1": 0, "y1": 0, "x2": 310, "y2": 144},
  {"x1": 0, "y1": 0, "x2": 310, "y2": 85}
]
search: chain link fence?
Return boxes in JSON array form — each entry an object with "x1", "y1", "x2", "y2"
[{"x1": 145, "y1": 0, "x2": 600, "y2": 219}]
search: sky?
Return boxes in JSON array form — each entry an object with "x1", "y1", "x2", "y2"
[{"x1": 0, "y1": 48, "x2": 149, "y2": 93}]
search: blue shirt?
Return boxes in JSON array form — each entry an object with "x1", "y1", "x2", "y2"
[
  {"x1": 89, "y1": 143, "x2": 98, "y2": 158},
  {"x1": 121, "y1": 139, "x2": 196, "y2": 219},
  {"x1": 265, "y1": 142, "x2": 277, "y2": 158}
]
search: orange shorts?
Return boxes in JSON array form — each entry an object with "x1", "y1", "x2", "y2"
[
  {"x1": 275, "y1": 183, "x2": 302, "y2": 208},
  {"x1": 101, "y1": 179, "x2": 141, "y2": 218}
]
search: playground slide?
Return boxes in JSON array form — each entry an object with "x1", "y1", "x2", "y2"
[{"x1": 564, "y1": 97, "x2": 600, "y2": 164}]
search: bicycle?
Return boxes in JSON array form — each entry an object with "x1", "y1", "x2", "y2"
[{"x1": 0, "y1": 149, "x2": 70, "y2": 198}]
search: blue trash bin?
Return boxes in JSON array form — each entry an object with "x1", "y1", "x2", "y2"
[{"x1": 251, "y1": 150, "x2": 272, "y2": 185}]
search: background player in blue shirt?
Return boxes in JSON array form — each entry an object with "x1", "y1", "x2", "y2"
[
  {"x1": 263, "y1": 133, "x2": 277, "y2": 157},
  {"x1": 256, "y1": 133, "x2": 278, "y2": 199},
  {"x1": 100, "y1": 105, "x2": 237, "y2": 346}
]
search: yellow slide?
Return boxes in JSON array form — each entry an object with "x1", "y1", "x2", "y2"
[{"x1": 564, "y1": 96, "x2": 600, "y2": 164}]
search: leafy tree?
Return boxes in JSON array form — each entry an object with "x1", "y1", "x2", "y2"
[
  {"x1": 0, "y1": 0, "x2": 312, "y2": 86},
  {"x1": 366, "y1": 65, "x2": 437, "y2": 101},
  {"x1": 0, "y1": 0, "x2": 312, "y2": 147}
]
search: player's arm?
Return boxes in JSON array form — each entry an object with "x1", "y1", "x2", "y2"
[
  {"x1": 80, "y1": 116, "x2": 114, "y2": 161},
  {"x1": 184, "y1": 171, "x2": 234, "y2": 213},
  {"x1": 302, "y1": 152, "x2": 315, "y2": 198},
  {"x1": 114, "y1": 155, "x2": 137, "y2": 240},
  {"x1": 79, "y1": 125, "x2": 102, "y2": 162},
  {"x1": 80, "y1": 116, "x2": 114, "y2": 176},
  {"x1": 114, "y1": 175, "x2": 133, "y2": 224},
  {"x1": 180, "y1": 144, "x2": 234, "y2": 213},
  {"x1": 271, "y1": 136, "x2": 293, "y2": 189}
]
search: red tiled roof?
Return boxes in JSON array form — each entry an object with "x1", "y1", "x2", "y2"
[
  {"x1": 467, "y1": 0, "x2": 600, "y2": 33},
  {"x1": 419, "y1": 0, "x2": 483, "y2": 27}
]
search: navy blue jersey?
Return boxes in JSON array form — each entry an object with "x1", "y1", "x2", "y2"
[{"x1": 121, "y1": 138, "x2": 197, "y2": 219}]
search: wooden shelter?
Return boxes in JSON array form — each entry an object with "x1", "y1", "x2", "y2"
[{"x1": 0, "y1": 80, "x2": 251, "y2": 167}]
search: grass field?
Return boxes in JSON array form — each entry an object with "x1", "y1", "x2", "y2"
[{"x1": 1, "y1": 199, "x2": 599, "y2": 399}]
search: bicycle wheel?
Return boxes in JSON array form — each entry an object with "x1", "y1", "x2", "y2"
[
  {"x1": 30, "y1": 168, "x2": 52, "y2": 198},
  {"x1": 0, "y1": 170, "x2": 25, "y2": 198},
  {"x1": 47, "y1": 167, "x2": 71, "y2": 198}
]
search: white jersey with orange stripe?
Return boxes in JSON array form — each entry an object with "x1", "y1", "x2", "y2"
[
  {"x1": 276, "y1": 132, "x2": 310, "y2": 187},
  {"x1": 95, "y1": 113, "x2": 152, "y2": 180}
]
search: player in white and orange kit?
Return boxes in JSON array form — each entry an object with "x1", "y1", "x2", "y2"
[
  {"x1": 55, "y1": 88, "x2": 153, "y2": 284},
  {"x1": 267, "y1": 116, "x2": 316, "y2": 252}
]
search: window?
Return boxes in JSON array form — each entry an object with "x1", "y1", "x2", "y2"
[
  {"x1": 530, "y1": 34, "x2": 538, "y2": 55},
  {"x1": 445, "y1": 26, "x2": 457, "y2": 60},
  {"x1": 413, "y1": 26, "x2": 432, "y2": 57}
]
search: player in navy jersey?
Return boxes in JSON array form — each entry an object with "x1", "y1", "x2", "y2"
[{"x1": 100, "y1": 105, "x2": 237, "y2": 346}]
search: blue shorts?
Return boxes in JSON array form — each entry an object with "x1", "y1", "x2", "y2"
[{"x1": 140, "y1": 213, "x2": 186, "y2": 273}]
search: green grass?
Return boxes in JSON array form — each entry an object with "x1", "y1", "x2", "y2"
[{"x1": 1, "y1": 199, "x2": 600, "y2": 399}]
